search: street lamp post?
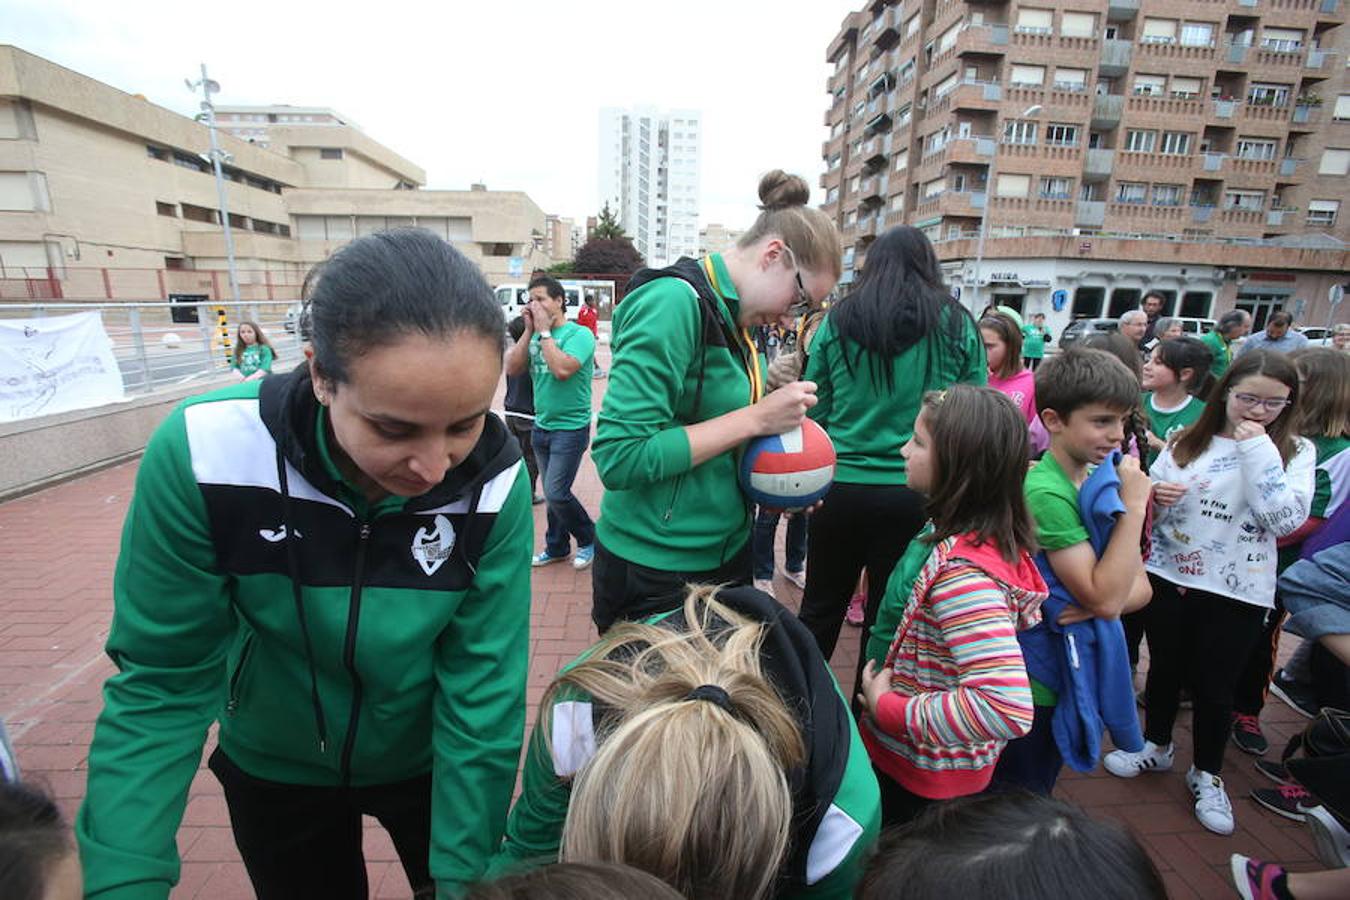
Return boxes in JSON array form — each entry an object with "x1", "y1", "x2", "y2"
[
  {"x1": 186, "y1": 64, "x2": 242, "y2": 307},
  {"x1": 970, "y1": 104, "x2": 1042, "y2": 315}
]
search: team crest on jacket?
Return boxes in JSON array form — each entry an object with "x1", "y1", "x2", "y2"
[{"x1": 411, "y1": 515, "x2": 456, "y2": 576}]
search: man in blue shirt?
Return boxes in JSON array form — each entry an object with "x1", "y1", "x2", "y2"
[{"x1": 1238, "y1": 311, "x2": 1309, "y2": 357}]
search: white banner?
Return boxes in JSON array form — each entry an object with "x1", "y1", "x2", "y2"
[{"x1": 0, "y1": 312, "x2": 126, "y2": 423}]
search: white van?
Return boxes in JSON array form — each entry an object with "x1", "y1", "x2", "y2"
[{"x1": 494, "y1": 282, "x2": 582, "y2": 322}]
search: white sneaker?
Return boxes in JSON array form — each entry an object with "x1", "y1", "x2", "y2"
[
  {"x1": 1187, "y1": 766, "x2": 1235, "y2": 835},
  {"x1": 753, "y1": 578, "x2": 776, "y2": 599},
  {"x1": 781, "y1": 567, "x2": 807, "y2": 590},
  {"x1": 1103, "y1": 740, "x2": 1174, "y2": 778}
]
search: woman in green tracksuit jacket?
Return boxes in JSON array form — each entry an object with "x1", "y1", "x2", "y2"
[
  {"x1": 77, "y1": 230, "x2": 533, "y2": 900},
  {"x1": 590, "y1": 170, "x2": 841, "y2": 630},
  {"x1": 798, "y1": 225, "x2": 986, "y2": 670},
  {"x1": 486, "y1": 585, "x2": 881, "y2": 899}
]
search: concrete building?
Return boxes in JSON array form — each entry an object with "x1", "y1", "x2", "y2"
[
  {"x1": 214, "y1": 104, "x2": 358, "y2": 147},
  {"x1": 821, "y1": 1, "x2": 1349, "y2": 333},
  {"x1": 599, "y1": 106, "x2": 702, "y2": 267},
  {"x1": 699, "y1": 222, "x2": 745, "y2": 256},
  {"x1": 0, "y1": 46, "x2": 551, "y2": 291},
  {"x1": 544, "y1": 214, "x2": 577, "y2": 264}
]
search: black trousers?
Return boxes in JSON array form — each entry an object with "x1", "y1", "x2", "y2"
[
  {"x1": 209, "y1": 747, "x2": 434, "y2": 900},
  {"x1": 799, "y1": 482, "x2": 927, "y2": 663},
  {"x1": 590, "y1": 537, "x2": 753, "y2": 633},
  {"x1": 1234, "y1": 605, "x2": 1286, "y2": 716},
  {"x1": 873, "y1": 765, "x2": 934, "y2": 828},
  {"x1": 505, "y1": 416, "x2": 539, "y2": 495},
  {"x1": 1140, "y1": 576, "x2": 1268, "y2": 775}
]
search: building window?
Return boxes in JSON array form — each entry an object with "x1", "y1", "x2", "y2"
[
  {"x1": 1152, "y1": 184, "x2": 1184, "y2": 206},
  {"x1": 894, "y1": 149, "x2": 909, "y2": 171},
  {"x1": 1160, "y1": 131, "x2": 1193, "y2": 155},
  {"x1": 1179, "y1": 22, "x2": 1215, "y2": 47},
  {"x1": 1015, "y1": 8, "x2": 1053, "y2": 34},
  {"x1": 173, "y1": 151, "x2": 208, "y2": 173},
  {"x1": 896, "y1": 104, "x2": 912, "y2": 127},
  {"x1": 1133, "y1": 74, "x2": 1166, "y2": 96},
  {"x1": 1040, "y1": 176, "x2": 1072, "y2": 199},
  {"x1": 1237, "y1": 138, "x2": 1278, "y2": 161},
  {"x1": 997, "y1": 173, "x2": 1031, "y2": 198},
  {"x1": 1181, "y1": 291, "x2": 1213, "y2": 318},
  {"x1": 1009, "y1": 64, "x2": 1046, "y2": 87},
  {"x1": 1248, "y1": 83, "x2": 1292, "y2": 107},
  {"x1": 826, "y1": 186, "x2": 840, "y2": 204},
  {"x1": 1115, "y1": 181, "x2": 1148, "y2": 203},
  {"x1": 1307, "y1": 200, "x2": 1340, "y2": 226},
  {"x1": 155, "y1": 201, "x2": 177, "y2": 217},
  {"x1": 1141, "y1": 18, "x2": 1178, "y2": 44},
  {"x1": 1319, "y1": 148, "x2": 1350, "y2": 176},
  {"x1": 1053, "y1": 68, "x2": 1088, "y2": 92},
  {"x1": 1125, "y1": 130, "x2": 1158, "y2": 152},
  {"x1": 1171, "y1": 76, "x2": 1203, "y2": 99},
  {"x1": 181, "y1": 203, "x2": 216, "y2": 223},
  {"x1": 1061, "y1": 12, "x2": 1096, "y2": 38},
  {"x1": 923, "y1": 177, "x2": 946, "y2": 199},
  {"x1": 1073, "y1": 286, "x2": 1106, "y2": 318},
  {"x1": 1224, "y1": 189, "x2": 1266, "y2": 211},
  {"x1": 1335, "y1": 95, "x2": 1350, "y2": 120},
  {"x1": 1260, "y1": 27, "x2": 1304, "y2": 52},
  {"x1": 1003, "y1": 119, "x2": 1038, "y2": 145},
  {"x1": 1045, "y1": 123, "x2": 1079, "y2": 146},
  {"x1": 146, "y1": 145, "x2": 169, "y2": 161},
  {"x1": 904, "y1": 14, "x2": 919, "y2": 38}
]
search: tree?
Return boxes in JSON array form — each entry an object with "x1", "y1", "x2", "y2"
[
  {"x1": 574, "y1": 237, "x2": 645, "y2": 275},
  {"x1": 545, "y1": 260, "x2": 574, "y2": 274},
  {"x1": 591, "y1": 202, "x2": 625, "y2": 240}
]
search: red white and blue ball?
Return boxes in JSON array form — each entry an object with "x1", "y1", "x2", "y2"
[{"x1": 739, "y1": 419, "x2": 836, "y2": 510}]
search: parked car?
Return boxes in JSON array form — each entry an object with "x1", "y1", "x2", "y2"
[
  {"x1": 1172, "y1": 317, "x2": 1217, "y2": 336},
  {"x1": 1059, "y1": 318, "x2": 1119, "y2": 349},
  {"x1": 1295, "y1": 326, "x2": 1337, "y2": 346},
  {"x1": 494, "y1": 283, "x2": 583, "y2": 322}
]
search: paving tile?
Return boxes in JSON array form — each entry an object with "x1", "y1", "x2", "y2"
[{"x1": 2, "y1": 345, "x2": 1322, "y2": 896}]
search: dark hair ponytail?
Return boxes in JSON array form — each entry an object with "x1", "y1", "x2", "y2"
[
  {"x1": 1153, "y1": 336, "x2": 1215, "y2": 398},
  {"x1": 302, "y1": 228, "x2": 502, "y2": 384},
  {"x1": 830, "y1": 225, "x2": 972, "y2": 390}
]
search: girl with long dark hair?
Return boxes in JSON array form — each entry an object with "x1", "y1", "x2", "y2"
[{"x1": 799, "y1": 225, "x2": 984, "y2": 664}]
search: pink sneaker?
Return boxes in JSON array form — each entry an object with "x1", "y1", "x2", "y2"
[{"x1": 845, "y1": 592, "x2": 865, "y2": 626}]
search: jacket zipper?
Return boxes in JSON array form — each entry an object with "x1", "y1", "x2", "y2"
[
  {"x1": 339, "y1": 521, "x2": 371, "y2": 787},
  {"x1": 225, "y1": 632, "x2": 256, "y2": 716},
  {"x1": 662, "y1": 475, "x2": 686, "y2": 523}
]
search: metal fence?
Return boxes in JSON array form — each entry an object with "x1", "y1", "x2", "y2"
[{"x1": 0, "y1": 299, "x2": 306, "y2": 396}]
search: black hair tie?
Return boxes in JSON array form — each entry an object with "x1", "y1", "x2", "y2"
[{"x1": 685, "y1": 684, "x2": 735, "y2": 714}]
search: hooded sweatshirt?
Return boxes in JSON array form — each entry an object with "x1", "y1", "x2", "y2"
[
  {"x1": 1017, "y1": 452, "x2": 1146, "y2": 772},
  {"x1": 861, "y1": 534, "x2": 1047, "y2": 799},
  {"x1": 77, "y1": 369, "x2": 533, "y2": 900},
  {"x1": 592, "y1": 255, "x2": 762, "y2": 572},
  {"x1": 488, "y1": 586, "x2": 881, "y2": 898}
]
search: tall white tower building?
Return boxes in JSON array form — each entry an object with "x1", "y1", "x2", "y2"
[{"x1": 598, "y1": 107, "x2": 701, "y2": 268}]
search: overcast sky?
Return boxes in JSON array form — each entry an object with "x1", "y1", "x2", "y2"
[{"x1": 6, "y1": 0, "x2": 860, "y2": 230}]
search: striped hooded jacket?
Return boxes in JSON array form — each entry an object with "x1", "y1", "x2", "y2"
[{"x1": 861, "y1": 534, "x2": 1047, "y2": 799}]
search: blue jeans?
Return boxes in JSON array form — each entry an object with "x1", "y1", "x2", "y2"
[
  {"x1": 752, "y1": 507, "x2": 807, "y2": 580},
  {"x1": 533, "y1": 425, "x2": 596, "y2": 556}
]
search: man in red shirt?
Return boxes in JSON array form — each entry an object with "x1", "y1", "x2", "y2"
[{"x1": 578, "y1": 293, "x2": 605, "y2": 378}]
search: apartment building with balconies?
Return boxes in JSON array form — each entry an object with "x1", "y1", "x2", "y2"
[{"x1": 822, "y1": 0, "x2": 1349, "y2": 333}]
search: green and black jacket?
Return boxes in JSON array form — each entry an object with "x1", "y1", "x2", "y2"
[
  {"x1": 487, "y1": 586, "x2": 882, "y2": 898},
  {"x1": 76, "y1": 367, "x2": 533, "y2": 899}
]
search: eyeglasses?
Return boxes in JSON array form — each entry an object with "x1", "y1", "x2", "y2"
[
  {"x1": 782, "y1": 246, "x2": 815, "y2": 317},
  {"x1": 1229, "y1": 391, "x2": 1293, "y2": 412}
]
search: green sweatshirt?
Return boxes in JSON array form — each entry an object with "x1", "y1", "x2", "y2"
[
  {"x1": 76, "y1": 372, "x2": 533, "y2": 899},
  {"x1": 592, "y1": 254, "x2": 760, "y2": 571},
  {"x1": 805, "y1": 310, "x2": 986, "y2": 484}
]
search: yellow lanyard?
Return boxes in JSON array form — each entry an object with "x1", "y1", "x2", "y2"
[{"x1": 702, "y1": 256, "x2": 764, "y2": 404}]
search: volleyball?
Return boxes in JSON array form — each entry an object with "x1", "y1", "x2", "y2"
[{"x1": 739, "y1": 418, "x2": 836, "y2": 510}]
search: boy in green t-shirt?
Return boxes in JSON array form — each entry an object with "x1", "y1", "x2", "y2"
[{"x1": 992, "y1": 348, "x2": 1154, "y2": 794}]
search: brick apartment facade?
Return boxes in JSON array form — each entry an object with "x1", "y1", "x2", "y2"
[{"x1": 822, "y1": 0, "x2": 1349, "y2": 335}]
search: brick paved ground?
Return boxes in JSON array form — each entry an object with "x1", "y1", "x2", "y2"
[{"x1": 0, "y1": 341, "x2": 1324, "y2": 897}]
